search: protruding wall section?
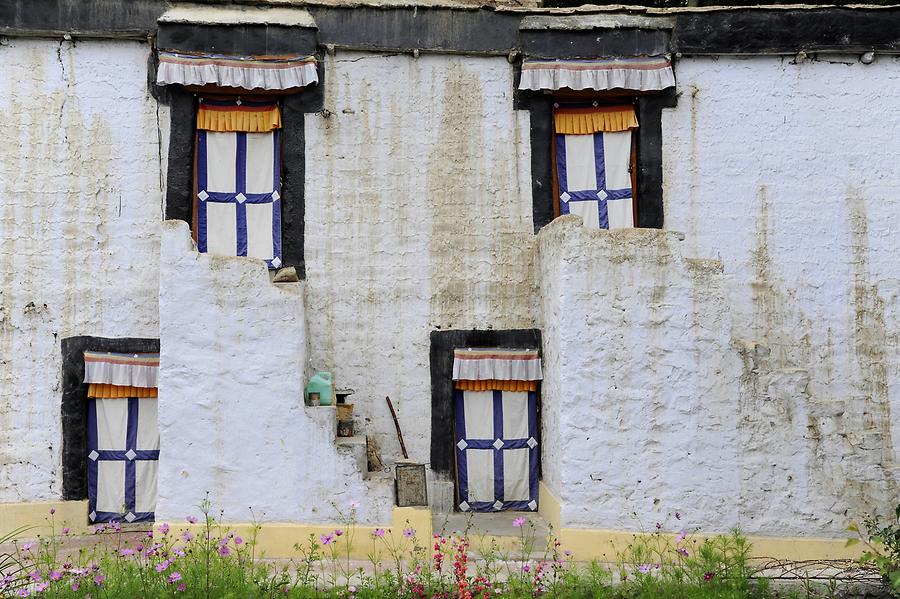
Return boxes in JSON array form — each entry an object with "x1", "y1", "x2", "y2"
[{"x1": 157, "y1": 221, "x2": 392, "y2": 524}]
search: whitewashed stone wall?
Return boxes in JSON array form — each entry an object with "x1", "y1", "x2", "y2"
[
  {"x1": 540, "y1": 55, "x2": 900, "y2": 537},
  {"x1": 158, "y1": 221, "x2": 392, "y2": 524},
  {"x1": 0, "y1": 39, "x2": 163, "y2": 502},
  {"x1": 304, "y1": 53, "x2": 536, "y2": 468}
]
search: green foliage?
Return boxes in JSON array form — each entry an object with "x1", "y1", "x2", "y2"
[
  {"x1": 848, "y1": 503, "x2": 900, "y2": 596},
  {"x1": 0, "y1": 505, "x2": 812, "y2": 599}
]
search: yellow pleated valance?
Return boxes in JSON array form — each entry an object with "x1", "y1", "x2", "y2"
[
  {"x1": 197, "y1": 99, "x2": 281, "y2": 132},
  {"x1": 554, "y1": 105, "x2": 638, "y2": 135},
  {"x1": 455, "y1": 380, "x2": 538, "y2": 392},
  {"x1": 87, "y1": 384, "x2": 158, "y2": 399}
]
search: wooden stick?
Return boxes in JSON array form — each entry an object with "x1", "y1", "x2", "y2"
[{"x1": 385, "y1": 396, "x2": 408, "y2": 460}]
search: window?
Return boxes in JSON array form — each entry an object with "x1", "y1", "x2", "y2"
[
  {"x1": 552, "y1": 98, "x2": 639, "y2": 229},
  {"x1": 518, "y1": 56, "x2": 675, "y2": 232},
  {"x1": 194, "y1": 97, "x2": 284, "y2": 268}
]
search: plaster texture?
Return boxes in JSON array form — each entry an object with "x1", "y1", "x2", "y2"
[
  {"x1": 659, "y1": 56, "x2": 900, "y2": 536},
  {"x1": 303, "y1": 52, "x2": 536, "y2": 468},
  {"x1": 0, "y1": 39, "x2": 164, "y2": 502},
  {"x1": 538, "y1": 218, "x2": 739, "y2": 532},
  {"x1": 157, "y1": 221, "x2": 392, "y2": 524}
]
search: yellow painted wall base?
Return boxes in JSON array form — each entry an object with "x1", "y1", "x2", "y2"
[
  {"x1": 0, "y1": 500, "x2": 90, "y2": 538},
  {"x1": 0, "y1": 500, "x2": 861, "y2": 564}
]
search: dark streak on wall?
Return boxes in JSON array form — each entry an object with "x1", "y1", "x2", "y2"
[
  {"x1": 61, "y1": 336, "x2": 160, "y2": 502},
  {"x1": 163, "y1": 88, "x2": 195, "y2": 225},
  {"x1": 429, "y1": 329, "x2": 542, "y2": 474}
]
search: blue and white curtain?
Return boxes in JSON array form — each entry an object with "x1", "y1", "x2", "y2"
[
  {"x1": 557, "y1": 131, "x2": 634, "y2": 230},
  {"x1": 87, "y1": 398, "x2": 159, "y2": 523},
  {"x1": 196, "y1": 130, "x2": 282, "y2": 268},
  {"x1": 454, "y1": 390, "x2": 539, "y2": 512}
]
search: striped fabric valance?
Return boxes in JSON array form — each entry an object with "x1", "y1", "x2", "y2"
[
  {"x1": 197, "y1": 98, "x2": 281, "y2": 132},
  {"x1": 519, "y1": 56, "x2": 675, "y2": 92},
  {"x1": 452, "y1": 349, "x2": 543, "y2": 382},
  {"x1": 555, "y1": 104, "x2": 638, "y2": 135},
  {"x1": 84, "y1": 352, "x2": 159, "y2": 389},
  {"x1": 157, "y1": 51, "x2": 318, "y2": 91}
]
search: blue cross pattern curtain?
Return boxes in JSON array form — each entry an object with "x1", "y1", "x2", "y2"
[
  {"x1": 556, "y1": 123, "x2": 635, "y2": 230},
  {"x1": 454, "y1": 390, "x2": 539, "y2": 512},
  {"x1": 196, "y1": 128, "x2": 282, "y2": 268},
  {"x1": 87, "y1": 398, "x2": 159, "y2": 523}
]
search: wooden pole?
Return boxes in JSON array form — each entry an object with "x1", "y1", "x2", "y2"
[{"x1": 385, "y1": 396, "x2": 408, "y2": 460}]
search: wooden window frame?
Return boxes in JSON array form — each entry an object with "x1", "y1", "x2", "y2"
[{"x1": 550, "y1": 89, "x2": 644, "y2": 227}]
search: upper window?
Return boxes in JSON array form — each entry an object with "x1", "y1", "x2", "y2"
[
  {"x1": 194, "y1": 97, "x2": 283, "y2": 268},
  {"x1": 552, "y1": 99, "x2": 638, "y2": 229}
]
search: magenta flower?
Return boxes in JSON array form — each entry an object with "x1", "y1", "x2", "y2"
[
  {"x1": 110, "y1": 520, "x2": 122, "y2": 532},
  {"x1": 146, "y1": 530, "x2": 154, "y2": 539},
  {"x1": 16, "y1": 589, "x2": 30, "y2": 597},
  {"x1": 29, "y1": 571, "x2": 41, "y2": 582},
  {"x1": 62, "y1": 527, "x2": 70, "y2": 535},
  {"x1": 234, "y1": 536, "x2": 244, "y2": 545},
  {"x1": 320, "y1": 533, "x2": 334, "y2": 546},
  {"x1": 181, "y1": 531, "x2": 194, "y2": 542},
  {"x1": 675, "y1": 531, "x2": 686, "y2": 543},
  {"x1": 94, "y1": 573, "x2": 105, "y2": 586},
  {"x1": 120, "y1": 548, "x2": 135, "y2": 557},
  {"x1": 522, "y1": 564, "x2": 530, "y2": 573},
  {"x1": 136, "y1": 544, "x2": 144, "y2": 552},
  {"x1": 177, "y1": 583, "x2": 186, "y2": 592},
  {"x1": 373, "y1": 528, "x2": 386, "y2": 538},
  {"x1": 49, "y1": 508, "x2": 56, "y2": 515},
  {"x1": 186, "y1": 515, "x2": 198, "y2": 524},
  {"x1": 168, "y1": 572, "x2": 182, "y2": 584},
  {"x1": 638, "y1": 564, "x2": 651, "y2": 574},
  {"x1": 655, "y1": 522, "x2": 662, "y2": 530},
  {"x1": 35, "y1": 582, "x2": 48, "y2": 592},
  {"x1": 155, "y1": 560, "x2": 170, "y2": 573},
  {"x1": 71, "y1": 581, "x2": 79, "y2": 592},
  {"x1": 159, "y1": 523, "x2": 170, "y2": 535},
  {"x1": 49, "y1": 571, "x2": 62, "y2": 582},
  {"x1": 564, "y1": 550, "x2": 573, "y2": 556},
  {"x1": 703, "y1": 571, "x2": 716, "y2": 581},
  {"x1": 22, "y1": 542, "x2": 34, "y2": 552},
  {"x1": 512, "y1": 517, "x2": 526, "y2": 528},
  {"x1": 677, "y1": 547, "x2": 689, "y2": 557},
  {"x1": 218, "y1": 545, "x2": 231, "y2": 557},
  {"x1": 334, "y1": 529, "x2": 343, "y2": 537},
  {"x1": 403, "y1": 527, "x2": 416, "y2": 538}
]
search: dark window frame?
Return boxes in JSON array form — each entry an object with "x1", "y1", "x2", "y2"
[{"x1": 61, "y1": 336, "x2": 160, "y2": 502}]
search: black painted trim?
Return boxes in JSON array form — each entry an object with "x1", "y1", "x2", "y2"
[
  {"x1": 158, "y1": 23, "x2": 318, "y2": 56},
  {"x1": 520, "y1": 28, "x2": 671, "y2": 59},
  {"x1": 309, "y1": 7, "x2": 520, "y2": 54},
  {"x1": 429, "y1": 329, "x2": 542, "y2": 474},
  {"x1": 164, "y1": 88, "x2": 195, "y2": 224},
  {"x1": 0, "y1": 0, "x2": 165, "y2": 37},
  {"x1": 527, "y1": 95, "x2": 554, "y2": 233},
  {"x1": 281, "y1": 94, "x2": 308, "y2": 277},
  {"x1": 61, "y1": 336, "x2": 160, "y2": 501}
]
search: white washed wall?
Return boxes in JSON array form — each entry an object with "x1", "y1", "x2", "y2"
[
  {"x1": 0, "y1": 40, "x2": 163, "y2": 502},
  {"x1": 539, "y1": 56, "x2": 900, "y2": 537},
  {"x1": 304, "y1": 53, "x2": 536, "y2": 468},
  {"x1": 157, "y1": 221, "x2": 392, "y2": 524}
]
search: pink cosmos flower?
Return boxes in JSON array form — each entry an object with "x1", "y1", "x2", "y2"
[
  {"x1": 168, "y1": 572, "x2": 182, "y2": 583},
  {"x1": 136, "y1": 544, "x2": 144, "y2": 552},
  {"x1": 655, "y1": 522, "x2": 662, "y2": 530},
  {"x1": 334, "y1": 529, "x2": 343, "y2": 537},
  {"x1": 94, "y1": 573, "x2": 105, "y2": 586},
  {"x1": 159, "y1": 523, "x2": 170, "y2": 535},
  {"x1": 218, "y1": 545, "x2": 231, "y2": 557},
  {"x1": 62, "y1": 527, "x2": 70, "y2": 535},
  {"x1": 71, "y1": 581, "x2": 79, "y2": 592},
  {"x1": 703, "y1": 571, "x2": 716, "y2": 581},
  {"x1": 678, "y1": 547, "x2": 689, "y2": 557},
  {"x1": 512, "y1": 517, "x2": 526, "y2": 528},
  {"x1": 155, "y1": 560, "x2": 170, "y2": 573},
  {"x1": 120, "y1": 549, "x2": 135, "y2": 557},
  {"x1": 49, "y1": 508, "x2": 56, "y2": 515},
  {"x1": 29, "y1": 571, "x2": 41, "y2": 581},
  {"x1": 522, "y1": 564, "x2": 530, "y2": 573},
  {"x1": 638, "y1": 564, "x2": 651, "y2": 574},
  {"x1": 234, "y1": 536, "x2": 244, "y2": 545},
  {"x1": 16, "y1": 589, "x2": 29, "y2": 597},
  {"x1": 110, "y1": 520, "x2": 122, "y2": 532},
  {"x1": 186, "y1": 516, "x2": 198, "y2": 524},
  {"x1": 373, "y1": 528, "x2": 386, "y2": 538},
  {"x1": 403, "y1": 527, "x2": 416, "y2": 538},
  {"x1": 35, "y1": 583, "x2": 48, "y2": 592},
  {"x1": 49, "y1": 570, "x2": 62, "y2": 581},
  {"x1": 675, "y1": 531, "x2": 686, "y2": 543},
  {"x1": 177, "y1": 583, "x2": 186, "y2": 592},
  {"x1": 173, "y1": 546, "x2": 186, "y2": 557},
  {"x1": 320, "y1": 533, "x2": 334, "y2": 546},
  {"x1": 22, "y1": 542, "x2": 34, "y2": 552},
  {"x1": 564, "y1": 550, "x2": 573, "y2": 556}
]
